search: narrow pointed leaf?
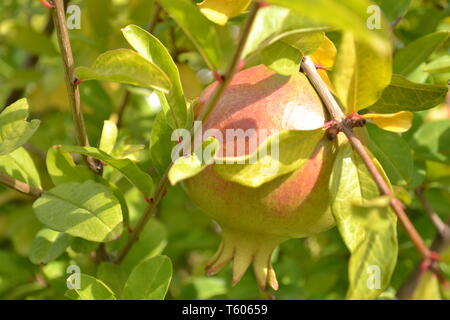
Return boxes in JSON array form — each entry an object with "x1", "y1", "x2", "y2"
[
  {"x1": 368, "y1": 75, "x2": 448, "y2": 113},
  {"x1": 75, "y1": 49, "x2": 171, "y2": 93},
  {"x1": 122, "y1": 25, "x2": 189, "y2": 129},
  {"x1": 394, "y1": 31, "x2": 449, "y2": 76},
  {"x1": 60, "y1": 145, "x2": 154, "y2": 197}
]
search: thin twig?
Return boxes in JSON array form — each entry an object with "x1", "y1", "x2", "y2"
[
  {"x1": 301, "y1": 56, "x2": 442, "y2": 274},
  {"x1": 415, "y1": 187, "x2": 450, "y2": 237},
  {"x1": 52, "y1": 0, "x2": 99, "y2": 173},
  {"x1": 397, "y1": 191, "x2": 450, "y2": 299},
  {"x1": 113, "y1": 1, "x2": 262, "y2": 264},
  {"x1": 0, "y1": 172, "x2": 43, "y2": 198},
  {"x1": 116, "y1": 2, "x2": 162, "y2": 128}
]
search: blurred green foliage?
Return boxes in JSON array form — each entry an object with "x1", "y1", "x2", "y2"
[{"x1": 0, "y1": 0, "x2": 449, "y2": 300}]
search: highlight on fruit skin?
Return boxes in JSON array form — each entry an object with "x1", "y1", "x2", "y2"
[{"x1": 183, "y1": 65, "x2": 337, "y2": 290}]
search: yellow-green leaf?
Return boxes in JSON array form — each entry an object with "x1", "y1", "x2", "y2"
[
  {"x1": 332, "y1": 33, "x2": 392, "y2": 113},
  {"x1": 363, "y1": 111, "x2": 413, "y2": 133},
  {"x1": 75, "y1": 49, "x2": 172, "y2": 93},
  {"x1": 197, "y1": 0, "x2": 251, "y2": 25}
]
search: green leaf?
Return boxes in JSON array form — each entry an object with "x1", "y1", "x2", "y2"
[
  {"x1": 367, "y1": 123, "x2": 413, "y2": 186},
  {"x1": 60, "y1": 145, "x2": 154, "y2": 197},
  {"x1": 261, "y1": 32, "x2": 323, "y2": 76},
  {"x1": 214, "y1": 129, "x2": 325, "y2": 188},
  {"x1": 411, "y1": 120, "x2": 450, "y2": 164},
  {"x1": 70, "y1": 237, "x2": 99, "y2": 254},
  {"x1": 75, "y1": 49, "x2": 172, "y2": 93},
  {"x1": 169, "y1": 137, "x2": 219, "y2": 186},
  {"x1": 332, "y1": 32, "x2": 392, "y2": 113},
  {"x1": 262, "y1": 41, "x2": 302, "y2": 76},
  {"x1": 122, "y1": 25, "x2": 189, "y2": 129},
  {"x1": 122, "y1": 255, "x2": 172, "y2": 300},
  {"x1": 150, "y1": 111, "x2": 176, "y2": 175},
  {"x1": 33, "y1": 180, "x2": 123, "y2": 243},
  {"x1": 413, "y1": 272, "x2": 442, "y2": 300},
  {"x1": 330, "y1": 143, "x2": 397, "y2": 299},
  {"x1": 46, "y1": 146, "x2": 95, "y2": 185},
  {"x1": 97, "y1": 262, "x2": 129, "y2": 298},
  {"x1": 67, "y1": 274, "x2": 116, "y2": 300},
  {"x1": 368, "y1": 75, "x2": 448, "y2": 113},
  {"x1": 269, "y1": 0, "x2": 392, "y2": 57},
  {"x1": 158, "y1": 0, "x2": 233, "y2": 70},
  {"x1": 243, "y1": 5, "x2": 329, "y2": 58},
  {"x1": 29, "y1": 229, "x2": 73, "y2": 264},
  {"x1": 0, "y1": 147, "x2": 41, "y2": 188},
  {"x1": 99, "y1": 121, "x2": 118, "y2": 154},
  {"x1": 394, "y1": 31, "x2": 449, "y2": 76},
  {"x1": 0, "y1": 98, "x2": 40, "y2": 155}
]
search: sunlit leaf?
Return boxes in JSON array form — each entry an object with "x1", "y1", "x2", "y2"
[
  {"x1": 412, "y1": 272, "x2": 442, "y2": 300},
  {"x1": 0, "y1": 147, "x2": 41, "y2": 188},
  {"x1": 243, "y1": 5, "x2": 329, "y2": 58},
  {"x1": 363, "y1": 111, "x2": 413, "y2": 133},
  {"x1": 198, "y1": 0, "x2": 251, "y2": 26},
  {"x1": 75, "y1": 49, "x2": 172, "y2": 93},
  {"x1": 122, "y1": 255, "x2": 172, "y2": 300},
  {"x1": 33, "y1": 181, "x2": 123, "y2": 243},
  {"x1": 60, "y1": 145, "x2": 154, "y2": 197},
  {"x1": 46, "y1": 146, "x2": 94, "y2": 186},
  {"x1": 310, "y1": 36, "x2": 337, "y2": 69},
  {"x1": 269, "y1": 0, "x2": 392, "y2": 57},
  {"x1": 66, "y1": 274, "x2": 116, "y2": 300},
  {"x1": 122, "y1": 25, "x2": 189, "y2": 129},
  {"x1": 332, "y1": 33, "x2": 392, "y2": 113},
  {"x1": 0, "y1": 99, "x2": 40, "y2": 155},
  {"x1": 261, "y1": 32, "x2": 324, "y2": 76},
  {"x1": 99, "y1": 121, "x2": 118, "y2": 154}
]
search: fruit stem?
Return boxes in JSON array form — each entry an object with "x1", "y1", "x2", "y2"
[
  {"x1": 301, "y1": 56, "x2": 446, "y2": 284},
  {"x1": 113, "y1": 1, "x2": 263, "y2": 264},
  {"x1": 0, "y1": 172, "x2": 43, "y2": 198}
]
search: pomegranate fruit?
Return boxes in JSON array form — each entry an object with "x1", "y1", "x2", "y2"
[{"x1": 184, "y1": 65, "x2": 336, "y2": 290}]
